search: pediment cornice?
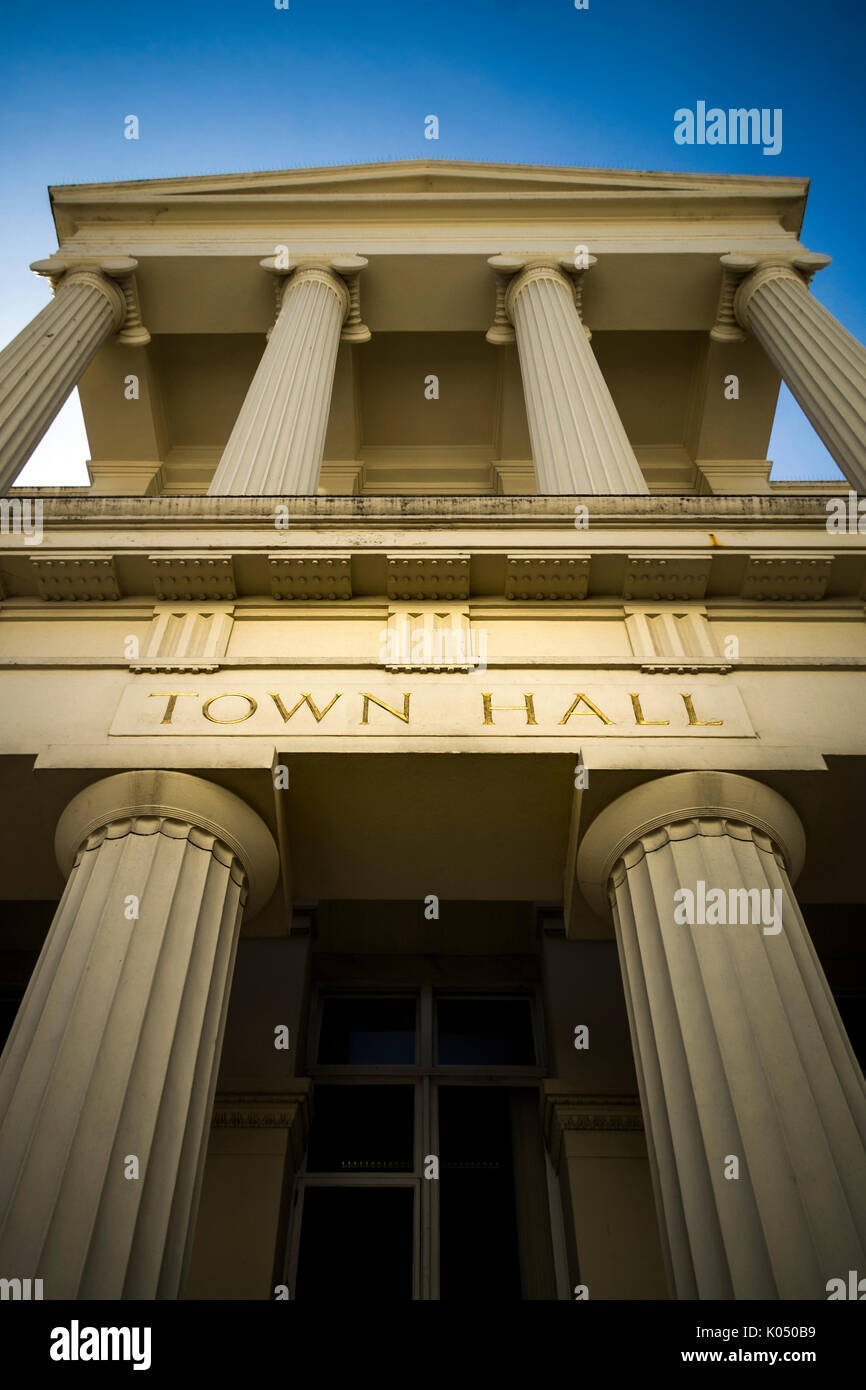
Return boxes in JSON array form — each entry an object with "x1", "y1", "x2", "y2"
[{"x1": 49, "y1": 159, "x2": 808, "y2": 211}]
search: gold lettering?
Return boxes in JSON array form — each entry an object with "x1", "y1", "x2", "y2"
[
  {"x1": 681, "y1": 693, "x2": 723, "y2": 726},
  {"x1": 270, "y1": 692, "x2": 341, "y2": 723},
  {"x1": 630, "y1": 693, "x2": 669, "y2": 726},
  {"x1": 360, "y1": 693, "x2": 411, "y2": 725},
  {"x1": 482, "y1": 693, "x2": 537, "y2": 726},
  {"x1": 149, "y1": 692, "x2": 199, "y2": 725},
  {"x1": 558, "y1": 694, "x2": 614, "y2": 726},
  {"x1": 202, "y1": 693, "x2": 258, "y2": 725}
]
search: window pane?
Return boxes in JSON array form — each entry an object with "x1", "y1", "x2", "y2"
[
  {"x1": 295, "y1": 1187, "x2": 414, "y2": 1299},
  {"x1": 436, "y1": 998, "x2": 536, "y2": 1065},
  {"x1": 317, "y1": 996, "x2": 416, "y2": 1064},
  {"x1": 0, "y1": 990, "x2": 24, "y2": 1052},
  {"x1": 834, "y1": 993, "x2": 866, "y2": 1068},
  {"x1": 438, "y1": 1086, "x2": 521, "y2": 1299},
  {"x1": 305, "y1": 1085, "x2": 415, "y2": 1172}
]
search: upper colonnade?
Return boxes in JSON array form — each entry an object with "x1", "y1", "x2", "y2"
[{"x1": 0, "y1": 160, "x2": 864, "y2": 498}]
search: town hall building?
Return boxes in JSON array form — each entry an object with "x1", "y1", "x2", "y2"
[{"x1": 0, "y1": 160, "x2": 865, "y2": 1300}]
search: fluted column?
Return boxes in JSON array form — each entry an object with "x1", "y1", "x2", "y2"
[
  {"x1": 207, "y1": 256, "x2": 369, "y2": 496},
  {"x1": 487, "y1": 255, "x2": 648, "y2": 494},
  {"x1": 577, "y1": 771, "x2": 866, "y2": 1300},
  {"x1": 723, "y1": 252, "x2": 866, "y2": 494},
  {"x1": 0, "y1": 770, "x2": 278, "y2": 1299},
  {"x1": 0, "y1": 257, "x2": 145, "y2": 496}
]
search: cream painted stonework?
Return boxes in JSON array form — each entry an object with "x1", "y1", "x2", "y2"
[
  {"x1": 1, "y1": 160, "x2": 865, "y2": 1304},
  {"x1": 109, "y1": 678, "x2": 755, "y2": 739}
]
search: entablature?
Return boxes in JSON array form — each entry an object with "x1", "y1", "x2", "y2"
[{"x1": 2, "y1": 495, "x2": 865, "y2": 606}]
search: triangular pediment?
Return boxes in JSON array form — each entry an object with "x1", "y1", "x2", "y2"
[{"x1": 50, "y1": 159, "x2": 808, "y2": 204}]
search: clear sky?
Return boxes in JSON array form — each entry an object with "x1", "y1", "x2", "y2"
[{"x1": 2, "y1": 0, "x2": 864, "y2": 485}]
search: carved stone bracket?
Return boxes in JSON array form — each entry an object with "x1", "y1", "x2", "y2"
[
  {"x1": 485, "y1": 255, "x2": 523, "y2": 344},
  {"x1": 505, "y1": 552, "x2": 591, "y2": 600},
  {"x1": 740, "y1": 552, "x2": 833, "y2": 601},
  {"x1": 386, "y1": 552, "x2": 470, "y2": 600},
  {"x1": 623, "y1": 553, "x2": 712, "y2": 601},
  {"x1": 710, "y1": 255, "x2": 756, "y2": 342},
  {"x1": 334, "y1": 255, "x2": 371, "y2": 343},
  {"x1": 267, "y1": 551, "x2": 353, "y2": 600},
  {"x1": 149, "y1": 552, "x2": 237, "y2": 600},
  {"x1": 30, "y1": 552, "x2": 120, "y2": 601}
]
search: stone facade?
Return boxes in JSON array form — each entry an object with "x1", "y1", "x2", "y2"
[{"x1": 0, "y1": 161, "x2": 864, "y2": 1301}]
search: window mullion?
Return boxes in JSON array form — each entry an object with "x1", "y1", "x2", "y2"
[{"x1": 419, "y1": 984, "x2": 433, "y2": 1067}]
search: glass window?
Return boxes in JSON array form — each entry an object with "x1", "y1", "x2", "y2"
[
  {"x1": 317, "y1": 995, "x2": 416, "y2": 1065},
  {"x1": 305, "y1": 1085, "x2": 415, "y2": 1173},
  {"x1": 436, "y1": 997, "x2": 536, "y2": 1065},
  {"x1": 438, "y1": 1086, "x2": 522, "y2": 1299},
  {"x1": 0, "y1": 989, "x2": 24, "y2": 1052},
  {"x1": 295, "y1": 1187, "x2": 414, "y2": 1299}
]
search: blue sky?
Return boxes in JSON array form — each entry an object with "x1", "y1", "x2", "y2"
[{"x1": 2, "y1": 0, "x2": 864, "y2": 484}]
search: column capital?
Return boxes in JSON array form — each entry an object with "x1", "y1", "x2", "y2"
[
  {"x1": 485, "y1": 255, "x2": 522, "y2": 344},
  {"x1": 576, "y1": 770, "x2": 806, "y2": 917},
  {"x1": 332, "y1": 255, "x2": 371, "y2": 343},
  {"x1": 486, "y1": 253, "x2": 597, "y2": 343},
  {"x1": 711, "y1": 251, "x2": 832, "y2": 338},
  {"x1": 55, "y1": 769, "x2": 279, "y2": 917},
  {"x1": 30, "y1": 255, "x2": 150, "y2": 344},
  {"x1": 260, "y1": 254, "x2": 370, "y2": 342},
  {"x1": 733, "y1": 253, "x2": 832, "y2": 329}
]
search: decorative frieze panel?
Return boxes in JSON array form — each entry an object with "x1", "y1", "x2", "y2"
[
  {"x1": 740, "y1": 553, "x2": 833, "y2": 601},
  {"x1": 625, "y1": 607, "x2": 724, "y2": 672},
  {"x1": 623, "y1": 553, "x2": 712, "y2": 602},
  {"x1": 30, "y1": 552, "x2": 120, "y2": 601},
  {"x1": 212, "y1": 1086, "x2": 312, "y2": 1169},
  {"x1": 130, "y1": 603, "x2": 234, "y2": 673},
  {"x1": 542, "y1": 1090, "x2": 644, "y2": 1170},
  {"x1": 386, "y1": 552, "x2": 470, "y2": 601},
  {"x1": 267, "y1": 551, "x2": 352, "y2": 600},
  {"x1": 381, "y1": 605, "x2": 484, "y2": 671},
  {"x1": 149, "y1": 552, "x2": 236, "y2": 601},
  {"x1": 505, "y1": 552, "x2": 590, "y2": 600},
  {"x1": 211, "y1": 1089, "x2": 312, "y2": 1132}
]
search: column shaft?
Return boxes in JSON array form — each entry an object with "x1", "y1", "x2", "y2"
[
  {"x1": 207, "y1": 266, "x2": 349, "y2": 496},
  {"x1": 0, "y1": 770, "x2": 278, "y2": 1299},
  {"x1": 0, "y1": 819, "x2": 244, "y2": 1297},
  {"x1": 736, "y1": 263, "x2": 866, "y2": 494},
  {"x1": 578, "y1": 773, "x2": 866, "y2": 1300},
  {"x1": 0, "y1": 270, "x2": 124, "y2": 494},
  {"x1": 504, "y1": 264, "x2": 648, "y2": 495}
]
